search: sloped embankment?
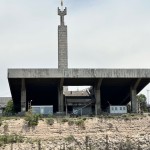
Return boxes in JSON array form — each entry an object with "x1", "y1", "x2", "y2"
[{"x1": 0, "y1": 114, "x2": 150, "y2": 149}]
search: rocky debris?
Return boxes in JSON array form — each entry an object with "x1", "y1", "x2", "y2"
[{"x1": 0, "y1": 115, "x2": 149, "y2": 149}]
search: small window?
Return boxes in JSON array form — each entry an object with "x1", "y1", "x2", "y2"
[
  {"x1": 112, "y1": 107, "x2": 114, "y2": 110},
  {"x1": 115, "y1": 107, "x2": 117, "y2": 110},
  {"x1": 123, "y1": 107, "x2": 126, "y2": 110},
  {"x1": 120, "y1": 107, "x2": 122, "y2": 110}
]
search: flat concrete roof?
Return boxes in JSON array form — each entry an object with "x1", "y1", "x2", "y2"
[
  {"x1": 8, "y1": 68, "x2": 150, "y2": 78},
  {"x1": 8, "y1": 68, "x2": 150, "y2": 111}
]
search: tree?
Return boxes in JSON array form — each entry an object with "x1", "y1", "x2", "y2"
[
  {"x1": 136, "y1": 94, "x2": 147, "y2": 112},
  {"x1": 3, "y1": 100, "x2": 14, "y2": 116}
]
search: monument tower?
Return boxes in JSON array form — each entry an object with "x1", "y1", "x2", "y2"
[{"x1": 58, "y1": 0, "x2": 68, "y2": 69}]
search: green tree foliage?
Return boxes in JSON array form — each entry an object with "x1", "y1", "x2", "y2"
[
  {"x1": 137, "y1": 94, "x2": 147, "y2": 112},
  {"x1": 3, "y1": 100, "x2": 14, "y2": 116}
]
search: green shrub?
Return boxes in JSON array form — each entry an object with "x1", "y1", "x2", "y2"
[
  {"x1": 25, "y1": 111, "x2": 39, "y2": 127},
  {"x1": 68, "y1": 120, "x2": 74, "y2": 126},
  {"x1": 47, "y1": 114, "x2": 54, "y2": 118},
  {"x1": 36, "y1": 114, "x2": 43, "y2": 120},
  {"x1": 0, "y1": 134, "x2": 24, "y2": 147},
  {"x1": 68, "y1": 119, "x2": 85, "y2": 129},
  {"x1": 130, "y1": 114, "x2": 135, "y2": 117},
  {"x1": 46, "y1": 118, "x2": 54, "y2": 125},
  {"x1": 108, "y1": 123, "x2": 113, "y2": 129},
  {"x1": 65, "y1": 135, "x2": 74, "y2": 142},
  {"x1": 0, "y1": 118, "x2": 2, "y2": 126},
  {"x1": 3, "y1": 100, "x2": 14, "y2": 116},
  {"x1": 131, "y1": 116, "x2": 139, "y2": 120},
  {"x1": 61, "y1": 118, "x2": 68, "y2": 123},
  {"x1": 3, "y1": 123, "x2": 8, "y2": 133},
  {"x1": 82, "y1": 117, "x2": 87, "y2": 121},
  {"x1": 75, "y1": 119, "x2": 83, "y2": 126},
  {"x1": 121, "y1": 114, "x2": 128, "y2": 118},
  {"x1": 75, "y1": 119, "x2": 85, "y2": 129},
  {"x1": 124, "y1": 117, "x2": 131, "y2": 121}
]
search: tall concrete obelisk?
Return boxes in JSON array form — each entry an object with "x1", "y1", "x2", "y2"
[
  {"x1": 58, "y1": 1, "x2": 68, "y2": 69},
  {"x1": 58, "y1": 1, "x2": 68, "y2": 111}
]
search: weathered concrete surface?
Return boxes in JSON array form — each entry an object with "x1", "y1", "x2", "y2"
[
  {"x1": 8, "y1": 68, "x2": 150, "y2": 112},
  {"x1": 94, "y1": 79, "x2": 102, "y2": 115},
  {"x1": 58, "y1": 79, "x2": 64, "y2": 112},
  {"x1": 21, "y1": 79, "x2": 26, "y2": 112},
  {"x1": 58, "y1": 26, "x2": 68, "y2": 69},
  {"x1": 130, "y1": 88, "x2": 138, "y2": 113},
  {"x1": 8, "y1": 68, "x2": 150, "y2": 78},
  {"x1": 58, "y1": 7, "x2": 68, "y2": 69}
]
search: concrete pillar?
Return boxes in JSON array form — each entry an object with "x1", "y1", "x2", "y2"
[
  {"x1": 130, "y1": 88, "x2": 138, "y2": 113},
  {"x1": 58, "y1": 79, "x2": 64, "y2": 112},
  {"x1": 94, "y1": 79, "x2": 102, "y2": 115},
  {"x1": 130, "y1": 79, "x2": 141, "y2": 113},
  {"x1": 94, "y1": 87, "x2": 101, "y2": 115},
  {"x1": 21, "y1": 79, "x2": 26, "y2": 112},
  {"x1": 65, "y1": 98, "x2": 68, "y2": 116}
]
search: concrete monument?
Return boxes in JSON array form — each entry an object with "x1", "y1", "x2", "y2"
[{"x1": 7, "y1": 1, "x2": 150, "y2": 114}]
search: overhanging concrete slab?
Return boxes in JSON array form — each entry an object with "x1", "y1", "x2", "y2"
[
  {"x1": 8, "y1": 68, "x2": 150, "y2": 112},
  {"x1": 8, "y1": 68, "x2": 150, "y2": 78}
]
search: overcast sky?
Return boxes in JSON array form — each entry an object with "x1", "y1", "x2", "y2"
[{"x1": 0, "y1": 0, "x2": 150, "y2": 101}]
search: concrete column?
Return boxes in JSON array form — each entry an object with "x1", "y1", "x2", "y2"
[
  {"x1": 130, "y1": 88, "x2": 138, "y2": 113},
  {"x1": 65, "y1": 98, "x2": 68, "y2": 116},
  {"x1": 94, "y1": 79, "x2": 102, "y2": 115},
  {"x1": 21, "y1": 78, "x2": 26, "y2": 112},
  {"x1": 58, "y1": 79, "x2": 64, "y2": 112},
  {"x1": 94, "y1": 87, "x2": 101, "y2": 115},
  {"x1": 130, "y1": 79, "x2": 141, "y2": 113}
]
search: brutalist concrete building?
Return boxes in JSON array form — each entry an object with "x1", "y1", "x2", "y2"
[{"x1": 8, "y1": 3, "x2": 150, "y2": 115}]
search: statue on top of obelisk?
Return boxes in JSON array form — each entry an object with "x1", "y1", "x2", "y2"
[{"x1": 58, "y1": 0, "x2": 67, "y2": 26}]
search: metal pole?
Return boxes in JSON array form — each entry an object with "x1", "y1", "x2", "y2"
[{"x1": 147, "y1": 90, "x2": 150, "y2": 105}]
